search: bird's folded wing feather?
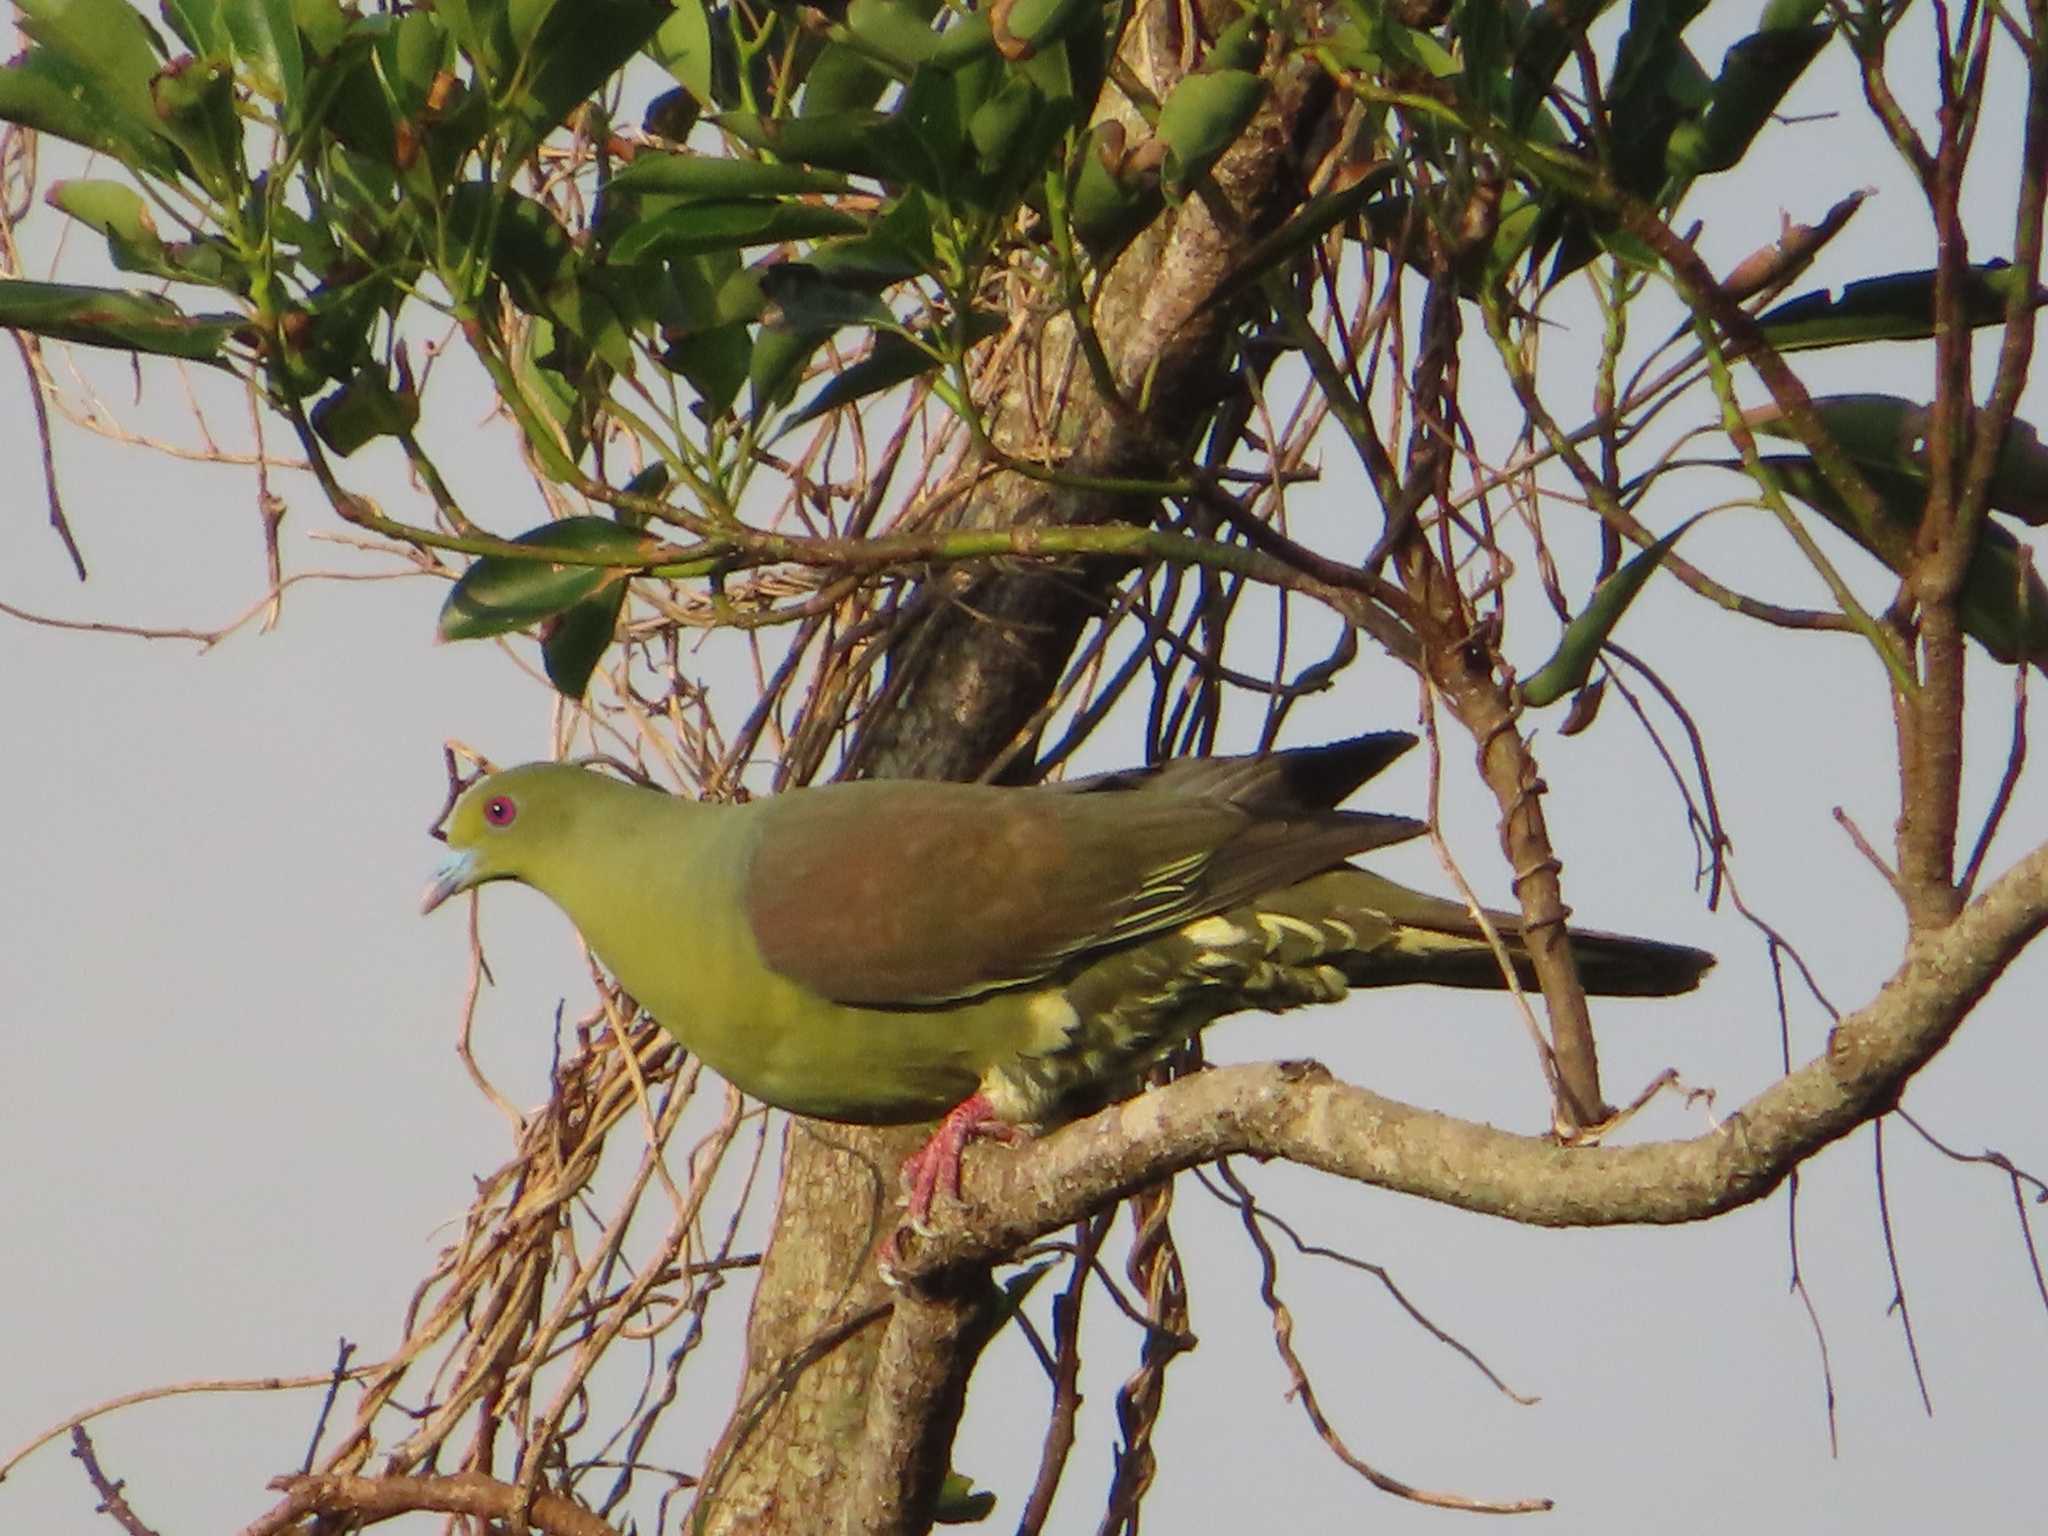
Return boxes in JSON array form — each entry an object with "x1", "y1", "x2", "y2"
[{"x1": 741, "y1": 781, "x2": 1424, "y2": 1007}]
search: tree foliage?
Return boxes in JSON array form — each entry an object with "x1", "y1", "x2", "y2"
[{"x1": 4, "y1": 0, "x2": 2047, "y2": 1530}]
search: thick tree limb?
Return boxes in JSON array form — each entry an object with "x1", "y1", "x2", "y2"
[
  {"x1": 249, "y1": 1472, "x2": 621, "y2": 1536},
  {"x1": 893, "y1": 839, "x2": 2048, "y2": 1276}
]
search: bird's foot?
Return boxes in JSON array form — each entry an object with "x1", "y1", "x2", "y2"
[
  {"x1": 902, "y1": 1093, "x2": 1028, "y2": 1231},
  {"x1": 876, "y1": 1095, "x2": 1028, "y2": 1277}
]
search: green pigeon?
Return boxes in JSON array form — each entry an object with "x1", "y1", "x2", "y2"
[{"x1": 422, "y1": 733, "x2": 1712, "y2": 1225}]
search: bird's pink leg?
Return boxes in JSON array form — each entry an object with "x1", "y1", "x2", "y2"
[{"x1": 900, "y1": 1092, "x2": 1031, "y2": 1231}]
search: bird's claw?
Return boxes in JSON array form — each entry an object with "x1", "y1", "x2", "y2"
[{"x1": 878, "y1": 1093, "x2": 1034, "y2": 1272}]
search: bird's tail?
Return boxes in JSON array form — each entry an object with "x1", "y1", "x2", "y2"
[{"x1": 1262, "y1": 867, "x2": 1715, "y2": 999}]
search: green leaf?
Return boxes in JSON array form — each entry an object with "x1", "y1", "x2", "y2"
[
  {"x1": 1068, "y1": 123, "x2": 1162, "y2": 260},
  {"x1": 0, "y1": 278, "x2": 237, "y2": 359},
  {"x1": 15, "y1": 0, "x2": 164, "y2": 130},
  {"x1": 161, "y1": 0, "x2": 228, "y2": 53},
  {"x1": 539, "y1": 576, "x2": 627, "y2": 698},
  {"x1": 1155, "y1": 69, "x2": 1266, "y2": 198},
  {"x1": 784, "y1": 310, "x2": 1002, "y2": 427},
  {"x1": 1756, "y1": 261, "x2": 2043, "y2": 351},
  {"x1": 291, "y1": 0, "x2": 352, "y2": 55},
  {"x1": 715, "y1": 108, "x2": 930, "y2": 183},
  {"x1": 502, "y1": 0, "x2": 669, "y2": 154},
  {"x1": 437, "y1": 517, "x2": 656, "y2": 642},
  {"x1": 646, "y1": 0, "x2": 714, "y2": 102},
  {"x1": 1751, "y1": 394, "x2": 2048, "y2": 528},
  {"x1": 1665, "y1": 21, "x2": 1831, "y2": 177},
  {"x1": 1506, "y1": 0, "x2": 1610, "y2": 132},
  {"x1": 967, "y1": 76, "x2": 1041, "y2": 176},
  {"x1": 610, "y1": 153, "x2": 853, "y2": 200},
  {"x1": 0, "y1": 46, "x2": 179, "y2": 176},
  {"x1": 1203, "y1": 11, "x2": 1266, "y2": 72},
  {"x1": 149, "y1": 52, "x2": 243, "y2": 195},
  {"x1": 507, "y1": 0, "x2": 564, "y2": 57},
  {"x1": 1752, "y1": 456, "x2": 2048, "y2": 670},
  {"x1": 999, "y1": 0, "x2": 1096, "y2": 53},
  {"x1": 310, "y1": 366, "x2": 420, "y2": 456},
  {"x1": 839, "y1": 0, "x2": 948, "y2": 73},
  {"x1": 1522, "y1": 515, "x2": 1704, "y2": 707},
  {"x1": 447, "y1": 182, "x2": 577, "y2": 313},
  {"x1": 749, "y1": 325, "x2": 829, "y2": 416},
  {"x1": 757, "y1": 265, "x2": 905, "y2": 333},
  {"x1": 46, "y1": 179, "x2": 167, "y2": 272},
  {"x1": 222, "y1": 0, "x2": 304, "y2": 103},
  {"x1": 661, "y1": 321, "x2": 754, "y2": 419},
  {"x1": 610, "y1": 202, "x2": 866, "y2": 263},
  {"x1": 801, "y1": 40, "x2": 898, "y2": 117},
  {"x1": 931, "y1": 1470, "x2": 997, "y2": 1526}
]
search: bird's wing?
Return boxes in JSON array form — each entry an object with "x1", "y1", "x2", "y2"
[
  {"x1": 741, "y1": 779, "x2": 1424, "y2": 1007},
  {"x1": 1054, "y1": 731, "x2": 1416, "y2": 810}
]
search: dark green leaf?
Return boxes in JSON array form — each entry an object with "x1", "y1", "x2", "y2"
[
  {"x1": 1507, "y1": 0, "x2": 1611, "y2": 133},
  {"x1": 749, "y1": 325, "x2": 828, "y2": 415},
  {"x1": 757, "y1": 265, "x2": 905, "y2": 332},
  {"x1": 1752, "y1": 456, "x2": 2048, "y2": 670},
  {"x1": 610, "y1": 201, "x2": 866, "y2": 263},
  {"x1": 1665, "y1": 22, "x2": 1831, "y2": 177},
  {"x1": 1522, "y1": 515, "x2": 1703, "y2": 706},
  {"x1": 661, "y1": 320, "x2": 754, "y2": 419},
  {"x1": 447, "y1": 183, "x2": 577, "y2": 312},
  {"x1": 716, "y1": 108, "x2": 934, "y2": 184},
  {"x1": 310, "y1": 366, "x2": 421, "y2": 455},
  {"x1": 1155, "y1": 69, "x2": 1266, "y2": 198},
  {"x1": 539, "y1": 577, "x2": 628, "y2": 698},
  {"x1": 503, "y1": 0, "x2": 669, "y2": 154},
  {"x1": 1756, "y1": 261, "x2": 2043, "y2": 351},
  {"x1": 438, "y1": 517, "x2": 656, "y2": 642},
  {"x1": 1751, "y1": 393, "x2": 2048, "y2": 527},
  {"x1": 784, "y1": 309, "x2": 1002, "y2": 426},
  {"x1": 610, "y1": 152, "x2": 852, "y2": 200}
]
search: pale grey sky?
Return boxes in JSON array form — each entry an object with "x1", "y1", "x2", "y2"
[{"x1": 4, "y1": 7, "x2": 2045, "y2": 1533}]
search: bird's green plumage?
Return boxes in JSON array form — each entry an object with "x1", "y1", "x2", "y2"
[{"x1": 425, "y1": 735, "x2": 1714, "y2": 1128}]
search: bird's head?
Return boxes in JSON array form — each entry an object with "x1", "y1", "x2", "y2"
[{"x1": 421, "y1": 762, "x2": 598, "y2": 914}]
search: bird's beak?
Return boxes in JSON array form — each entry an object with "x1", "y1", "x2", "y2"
[{"x1": 421, "y1": 847, "x2": 480, "y2": 915}]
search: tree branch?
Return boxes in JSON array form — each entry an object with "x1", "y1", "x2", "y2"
[
  {"x1": 896, "y1": 838, "x2": 2048, "y2": 1275},
  {"x1": 248, "y1": 1471, "x2": 621, "y2": 1536}
]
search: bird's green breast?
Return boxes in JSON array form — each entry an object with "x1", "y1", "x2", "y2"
[{"x1": 530, "y1": 795, "x2": 1047, "y2": 1123}]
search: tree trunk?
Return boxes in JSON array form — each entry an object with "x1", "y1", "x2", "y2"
[{"x1": 694, "y1": 13, "x2": 1343, "y2": 1533}]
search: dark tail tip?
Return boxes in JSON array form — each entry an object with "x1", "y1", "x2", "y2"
[{"x1": 1569, "y1": 932, "x2": 1717, "y2": 998}]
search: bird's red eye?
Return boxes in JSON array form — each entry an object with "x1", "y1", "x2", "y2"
[{"x1": 484, "y1": 795, "x2": 517, "y2": 827}]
